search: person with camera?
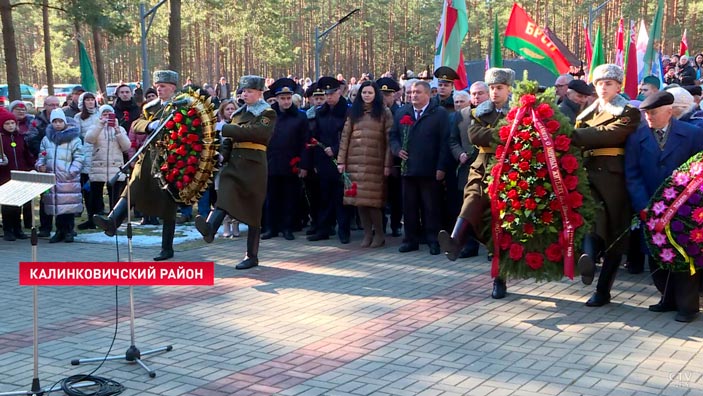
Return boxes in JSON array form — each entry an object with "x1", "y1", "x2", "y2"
[{"x1": 81, "y1": 104, "x2": 131, "y2": 230}]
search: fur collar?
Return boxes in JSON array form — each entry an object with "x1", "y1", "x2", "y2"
[
  {"x1": 236, "y1": 99, "x2": 271, "y2": 117},
  {"x1": 576, "y1": 94, "x2": 629, "y2": 121},
  {"x1": 474, "y1": 100, "x2": 510, "y2": 118},
  {"x1": 45, "y1": 119, "x2": 80, "y2": 145}
]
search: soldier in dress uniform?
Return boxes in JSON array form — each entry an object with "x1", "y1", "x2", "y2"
[
  {"x1": 302, "y1": 76, "x2": 352, "y2": 243},
  {"x1": 305, "y1": 83, "x2": 326, "y2": 118},
  {"x1": 300, "y1": 83, "x2": 325, "y2": 235},
  {"x1": 262, "y1": 78, "x2": 308, "y2": 241},
  {"x1": 195, "y1": 75, "x2": 276, "y2": 270},
  {"x1": 94, "y1": 70, "x2": 180, "y2": 261},
  {"x1": 376, "y1": 77, "x2": 403, "y2": 237},
  {"x1": 438, "y1": 67, "x2": 515, "y2": 298},
  {"x1": 434, "y1": 66, "x2": 459, "y2": 113},
  {"x1": 574, "y1": 64, "x2": 641, "y2": 306}
]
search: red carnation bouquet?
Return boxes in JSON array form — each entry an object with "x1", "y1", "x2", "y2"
[
  {"x1": 486, "y1": 78, "x2": 595, "y2": 281},
  {"x1": 399, "y1": 114, "x2": 414, "y2": 174},
  {"x1": 642, "y1": 152, "x2": 703, "y2": 274},
  {"x1": 306, "y1": 137, "x2": 356, "y2": 196}
]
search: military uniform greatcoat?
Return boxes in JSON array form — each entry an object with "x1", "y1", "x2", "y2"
[
  {"x1": 573, "y1": 95, "x2": 641, "y2": 254},
  {"x1": 218, "y1": 100, "x2": 276, "y2": 227},
  {"x1": 128, "y1": 100, "x2": 178, "y2": 220},
  {"x1": 458, "y1": 100, "x2": 509, "y2": 242}
]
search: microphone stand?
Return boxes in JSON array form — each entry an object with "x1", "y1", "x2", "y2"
[
  {"x1": 0, "y1": 173, "x2": 95, "y2": 395},
  {"x1": 69, "y1": 109, "x2": 177, "y2": 378}
]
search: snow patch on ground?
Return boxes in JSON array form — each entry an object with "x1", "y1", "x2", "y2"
[{"x1": 74, "y1": 222, "x2": 249, "y2": 246}]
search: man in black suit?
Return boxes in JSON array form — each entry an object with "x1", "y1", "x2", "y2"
[{"x1": 389, "y1": 80, "x2": 451, "y2": 255}]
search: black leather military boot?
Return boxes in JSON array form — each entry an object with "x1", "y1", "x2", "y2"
[
  {"x1": 154, "y1": 219, "x2": 175, "y2": 261},
  {"x1": 438, "y1": 217, "x2": 473, "y2": 261},
  {"x1": 195, "y1": 208, "x2": 226, "y2": 243},
  {"x1": 236, "y1": 226, "x2": 261, "y2": 270},
  {"x1": 93, "y1": 198, "x2": 129, "y2": 237}
]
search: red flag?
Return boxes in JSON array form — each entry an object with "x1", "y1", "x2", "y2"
[
  {"x1": 680, "y1": 29, "x2": 689, "y2": 56},
  {"x1": 614, "y1": 18, "x2": 625, "y2": 67},
  {"x1": 584, "y1": 24, "x2": 593, "y2": 67},
  {"x1": 503, "y1": 3, "x2": 571, "y2": 76},
  {"x1": 623, "y1": 20, "x2": 639, "y2": 99}
]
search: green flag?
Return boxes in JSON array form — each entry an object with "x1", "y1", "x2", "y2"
[
  {"x1": 492, "y1": 14, "x2": 503, "y2": 67},
  {"x1": 643, "y1": 0, "x2": 664, "y2": 76},
  {"x1": 587, "y1": 27, "x2": 605, "y2": 82},
  {"x1": 79, "y1": 41, "x2": 98, "y2": 93}
]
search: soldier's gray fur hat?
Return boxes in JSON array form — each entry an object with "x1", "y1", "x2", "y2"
[
  {"x1": 485, "y1": 68, "x2": 515, "y2": 86},
  {"x1": 153, "y1": 70, "x2": 179, "y2": 86},
  {"x1": 239, "y1": 75, "x2": 266, "y2": 91},
  {"x1": 592, "y1": 64, "x2": 623, "y2": 84}
]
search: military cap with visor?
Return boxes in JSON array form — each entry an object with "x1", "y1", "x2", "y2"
[
  {"x1": 434, "y1": 66, "x2": 459, "y2": 83},
  {"x1": 317, "y1": 76, "x2": 341, "y2": 94},
  {"x1": 269, "y1": 78, "x2": 297, "y2": 96},
  {"x1": 376, "y1": 77, "x2": 401, "y2": 93}
]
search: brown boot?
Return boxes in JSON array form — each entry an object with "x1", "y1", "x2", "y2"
[
  {"x1": 358, "y1": 207, "x2": 373, "y2": 247},
  {"x1": 369, "y1": 208, "x2": 385, "y2": 248}
]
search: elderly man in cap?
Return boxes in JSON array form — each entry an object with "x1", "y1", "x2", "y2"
[
  {"x1": 625, "y1": 91, "x2": 703, "y2": 322},
  {"x1": 439, "y1": 67, "x2": 514, "y2": 297},
  {"x1": 558, "y1": 79, "x2": 594, "y2": 124},
  {"x1": 94, "y1": 70, "x2": 181, "y2": 261},
  {"x1": 301, "y1": 76, "x2": 352, "y2": 244},
  {"x1": 573, "y1": 64, "x2": 641, "y2": 307},
  {"x1": 196, "y1": 75, "x2": 276, "y2": 270},
  {"x1": 261, "y1": 78, "x2": 307, "y2": 241},
  {"x1": 434, "y1": 66, "x2": 459, "y2": 112}
]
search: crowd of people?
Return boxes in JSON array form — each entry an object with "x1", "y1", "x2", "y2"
[{"x1": 1, "y1": 57, "x2": 702, "y2": 321}]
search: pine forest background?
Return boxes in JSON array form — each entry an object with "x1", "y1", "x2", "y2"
[{"x1": 1, "y1": 0, "x2": 702, "y2": 91}]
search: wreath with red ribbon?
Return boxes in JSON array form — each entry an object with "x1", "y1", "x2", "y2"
[
  {"x1": 486, "y1": 78, "x2": 596, "y2": 281},
  {"x1": 642, "y1": 151, "x2": 703, "y2": 274}
]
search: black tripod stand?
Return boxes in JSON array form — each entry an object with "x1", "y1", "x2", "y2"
[{"x1": 69, "y1": 112, "x2": 176, "y2": 378}]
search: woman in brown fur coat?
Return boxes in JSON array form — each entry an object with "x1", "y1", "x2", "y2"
[{"x1": 338, "y1": 81, "x2": 393, "y2": 247}]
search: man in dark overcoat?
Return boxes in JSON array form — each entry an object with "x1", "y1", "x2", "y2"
[
  {"x1": 389, "y1": 80, "x2": 451, "y2": 255},
  {"x1": 262, "y1": 78, "x2": 307, "y2": 241},
  {"x1": 195, "y1": 75, "x2": 276, "y2": 270},
  {"x1": 301, "y1": 76, "x2": 352, "y2": 244},
  {"x1": 573, "y1": 64, "x2": 641, "y2": 307},
  {"x1": 94, "y1": 70, "x2": 180, "y2": 261},
  {"x1": 438, "y1": 67, "x2": 514, "y2": 298},
  {"x1": 625, "y1": 91, "x2": 703, "y2": 322},
  {"x1": 377, "y1": 77, "x2": 403, "y2": 236}
]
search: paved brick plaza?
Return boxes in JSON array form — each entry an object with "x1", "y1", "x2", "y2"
[{"x1": 1, "y1": 227, "x2": 702, "y2": 396}]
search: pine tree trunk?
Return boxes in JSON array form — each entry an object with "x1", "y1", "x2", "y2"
[
  {"x1": 168, "y1": 0, "x2": 182, "y2": 75},
  {"x1": 42, "y1": 0, "x2": 53, "y2": 94},
  {"x1": 0, "y1": 0, "x2": 20, "y2": 100},
  {"x1": 92, "y1": 27, "x2": 106, "y2": 95}
]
